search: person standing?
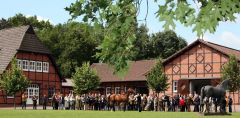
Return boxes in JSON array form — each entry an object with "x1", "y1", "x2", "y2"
[
  {"x1": 64, "y1": 94, "x2": 70, "y2": 110},
  {"x1": 75, "y1": 94, "x2": 81, "y2": 110},
  {"x1": 32, "y1": 95, "x2": 38, "y2": 110},
  {"x1": 21, "y1": 93, "x2": 27, "y2": 110},
  {"x1": 70, "y1": 94, "x2": 76, "y2": 110},
  {"x1": 58, "y1": 94, "x2": 64, "y2": 110},
  {"x1": 228, "y1": 96, "x2": 233, "y2": 113},
  {"x1": 136, "y1": 93, "x2": 142, "y2": 112},
  {"x1": 193, "y1": 94, "x2": 200, "y2": 112},
  {"x1": 42, "y1": 94, "x2": 48, "y2": 110}
]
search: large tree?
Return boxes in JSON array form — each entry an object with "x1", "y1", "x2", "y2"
[
  {"x1": 132, "y1": 24, "x2": 150, "y2": 60},
  {"x1": 221, "y1": 55, "x2": 240, "y2": 111},
  {"x1": 147, "y1": 59, "x2": 169, "y2": 95},
  {"x1": 38, "y1": 22, "x2": 101, "y2": 77},
  {"x1": 0, "y1": 13, "x2": 53, "y2": 30},
  {"x1": 0, "y1": 58, "x2": 30, "y2": 109},
  {"x1": 72, "y1": 62, "x2": 100, "y2": 94},
  {"x1": 150, "y1": 30, "x2": 187, "y2": 59},
  {"x1": 65, "y1": 0, "x2": 239, "y2": 73}
]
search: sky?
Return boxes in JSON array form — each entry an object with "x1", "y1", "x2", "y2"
[{"x1": 1, "y1": 0, "x2": 240, "y2": 50}]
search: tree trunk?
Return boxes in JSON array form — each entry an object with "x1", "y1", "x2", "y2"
[{"x1": 14, "y1": 94, "x2": 16, "y2": 109}]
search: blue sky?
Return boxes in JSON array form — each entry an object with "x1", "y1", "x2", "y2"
[{"x1": 1, "y1": 0, "x2": 240, "y2": 50}]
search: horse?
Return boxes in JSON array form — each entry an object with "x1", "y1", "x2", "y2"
[
  {"x1": 200, "y1": 79, "x2": 229, "y2": 113},
  {"x1": 107, "y1": 88, "x2": 135, "y2": 112}
]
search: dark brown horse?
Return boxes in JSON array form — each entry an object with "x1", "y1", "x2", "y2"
[{"x1": 108, "y1": 88, "x2": 135, "y2": 111}]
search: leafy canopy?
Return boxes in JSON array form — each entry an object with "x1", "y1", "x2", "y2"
[
  {"x1": 66, "y1": 0, "x2": 137, "y2": 74},
  {"x1": 147, "y1": 59, "x2": 169, "y2": 93},
  {"x1": 0, "y1": 13, "x2": 53, "y2": 30},
  {"x1": 72, "y1": 62, "x2": 100, "y2": 94},
  {"x1": 65, "y1": 0, "x2": 240, "y2": 73},
  {"x1": 221, "y1": 55, "x2": 240, "y2": 92},
  {"x1": 38, "y1": 22, "x2": 101, "y2": 77},
  {"x1": 0, "y1": 58, "x2": 30, "y2": 96}
]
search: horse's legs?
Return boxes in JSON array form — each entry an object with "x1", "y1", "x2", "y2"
[{"x1": 112, "y1": 102, "x2": 115, "y2": 112}]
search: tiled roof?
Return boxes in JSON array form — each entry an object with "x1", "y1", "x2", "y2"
[
  {"x1": 163, "y1": 39, "x2": 240, "y2": 65},
  {"x1": 91, "y1": 60, "x2": 157, "y2": 82},
  {"x1": 0, "y1": 25, "x2": 51, "y2": 74}
]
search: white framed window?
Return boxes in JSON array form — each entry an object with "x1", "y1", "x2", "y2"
[
  {"x1": 17, "y1": 59, "x2": 22, "y2": 69},
  {"x1": 42, "y1": 62, "x2": 49, "y2": 73},
  {"x1": 36, "y1": 61, "x2": 42, "y2": 72},
  {"x1": 106, "y1": 87, "x2": 111, "y2": 95},
  {"x1": 115, "y1": 87, "x2": 121, "y2": 94},
  {"x1": 29, "y1": 61, "x2": 35, "y2": 71},
  {"x1": 173, "y1": 80, "x2": 178, "y2": 93},
  {"x1": 22, "y1": 60, "x2": 29, "y2": 71}
]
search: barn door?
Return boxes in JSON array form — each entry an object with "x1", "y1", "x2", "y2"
[{"x1": 178, "y1": 79, "x2": 189, "y2": 95}]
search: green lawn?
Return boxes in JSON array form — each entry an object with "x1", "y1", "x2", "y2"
[{"x1": 0, "y1": 110, "x2": 240, "y2": 118}]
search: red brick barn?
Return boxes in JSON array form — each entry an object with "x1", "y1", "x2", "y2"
[
  {"x1": 0, "y1": 26, "x2": 62, "y2": 106},
  {"x1": 163, "y1": 39, "x2": 240, "y2": 103},
  {"x1": 91, "y1": 60, "x2": 156, "y2": 95}
]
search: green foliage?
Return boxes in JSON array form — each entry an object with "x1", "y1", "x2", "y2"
[
  {"x1": 0, "y1": 13, "x2": 53, "y2": 30},
  {"x1": 66, "y1": 0, "x2": 240, "y2": 73},
  {"x1": 0, "y1": 58, "x2": 30, "y2": 96},
  {"x1": 147, "y1": 59, "x2": 169, "y2": 93},
  {"x1": 71, "y1": 62, "x2": 100, "y2": 94},
  {"x1": 132, "y1": 25, "x2": 187, "y2": 60},
  {"x1": 66, "y1": 0, "x2": 137, "y2": 74},
  {"x1": 157, "y1": 0, "x2": 240, "y2": 37},
  {"x1": 150, "y1": 30, "x2": 187, "y2": 59},
  {"x1": 38, "y1": 22, "x2": 101, "y2": 77},
  {"x1": 132, "y1": 24, "x2": 150, "y2": 60},
  {"x1": 221, "y1": 55, "x2": 240, "y2": 92}
]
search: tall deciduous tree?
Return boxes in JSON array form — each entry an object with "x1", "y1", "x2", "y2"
[
  {"x1": 72, "y1": 62, "x2": 100, "y2": 94},
  {"x1": 150, "y1": 30, "x2": 187, "y2": 59},
  {"x1": 132, "y1": 24, "x2": 150, "y2": 60},
  {"x1": 38, "y1": 22, "x2": 101, "y2": 77},
  {"x1": 147, "y1": 59, "x2": 169, "y2": 94},
  {"x1": 0, "y1": 58, "x2": 30, "y2": 109},
  {"x1": 221, "y1": 55, "x2": 240, "y2": 111},
  {"x1": 0, "y1": 13, "x2": 53, "y2": 30}
]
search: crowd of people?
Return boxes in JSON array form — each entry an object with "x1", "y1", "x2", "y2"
[{"x1": 21, "y1": 92, "x2": 233, "y2": 113}]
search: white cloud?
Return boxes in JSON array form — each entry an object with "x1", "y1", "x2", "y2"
[
  {"x1": 219, "y1": 32, "x2": 240, "y2": 49},
  {"x1": 205, "y1": 32, "x2": 240, "y2": 50},
  {"x1": 26, "y1": 14, "x2": 54, "y2": 24}
]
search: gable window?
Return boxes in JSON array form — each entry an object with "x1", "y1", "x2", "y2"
[
  {"x1": 22, "y1": 60, "x2": 29, "y2": 71},
  {"x1": 115, "y1": 87, "x2": 121, "y2": 94},
  {"x1": 42, "y1": 62, "x2": 49, "y2": 73},
  {"x1": 29, "y1": 61, "x2": 35, "y2": 71},
  {"x1": 17, "y1": 59, "x2": 22, "y2": 69},
  {"x1": 36, "y1": 61, "x2": 42, "y2": 72},
  {"x1": 173, "y1": 80, "x2": 178, "y2": 93}
]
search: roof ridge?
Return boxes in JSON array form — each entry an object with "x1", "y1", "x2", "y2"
[{"x1": 0, "y1": 25, "x2": 30, "y2": 32}]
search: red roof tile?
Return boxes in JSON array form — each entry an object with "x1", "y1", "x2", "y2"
[{"x1": 91, "y1": 60, "x2": 157, "y2": 82}]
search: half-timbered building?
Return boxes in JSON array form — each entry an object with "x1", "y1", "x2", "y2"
[
  {"x1": 163, "y1": 39, "x2": 240, "y2": 103},
  {"x1": 0, "y1": 26, "x2": 62, "y2": 106}
]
